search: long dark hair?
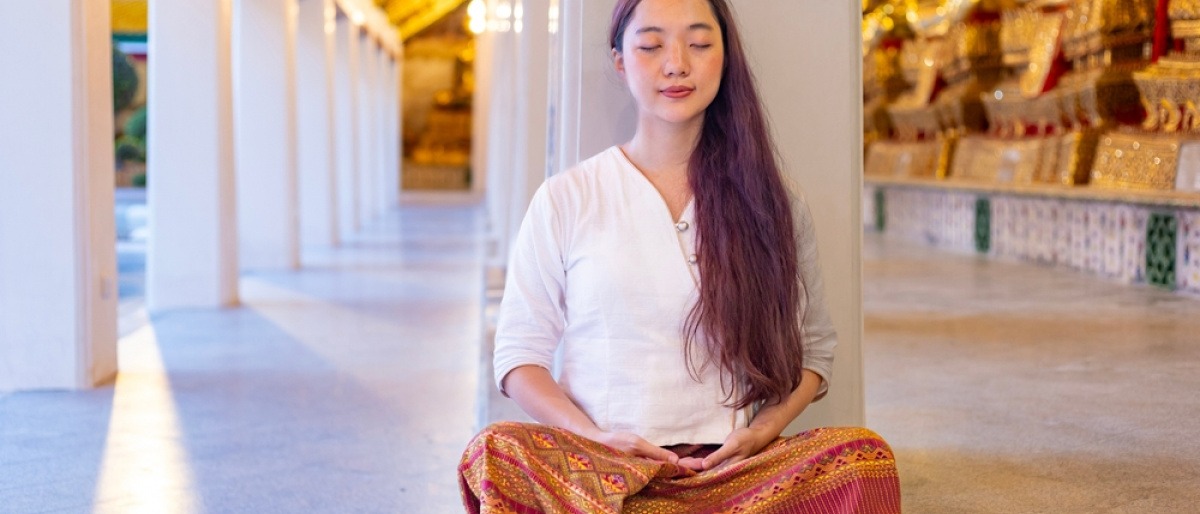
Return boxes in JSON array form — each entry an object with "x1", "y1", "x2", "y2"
[{"x1": 610, "y1": 0, "x2": 806, "y2": 409}]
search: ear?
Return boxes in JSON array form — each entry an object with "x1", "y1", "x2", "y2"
[{"x1": 612, "y1": 48, "x2": 626, "y2": 78}]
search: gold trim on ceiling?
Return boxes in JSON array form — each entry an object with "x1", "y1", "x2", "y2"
[{"x1": 379, "y1": 0, "x2": 472, "y2": 41}]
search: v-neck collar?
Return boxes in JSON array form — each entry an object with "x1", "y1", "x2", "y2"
[{"x1": 611, "y1": 146, "x2": 695, "y2": 224}]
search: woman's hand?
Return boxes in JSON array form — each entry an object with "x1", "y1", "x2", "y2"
[
  {"x1": 679, "y1": 370, "x2": 824, "y2": 471},
  {"x1": 587, "y1": 430, "x2": 680, "y2": 464},
  {"x1": 678, "y1": 425, "x2": 776, "y2": 472}
]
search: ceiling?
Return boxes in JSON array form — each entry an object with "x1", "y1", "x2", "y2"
[
  {"x1": 377, "y1": 0, "x2": 472, "y2": 41},
  {"x1": 112, "y1": 0, "x2": 470, "y2": 43}
]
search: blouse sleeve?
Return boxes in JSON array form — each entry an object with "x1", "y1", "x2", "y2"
[
  {"x1": 792, "y1": 191, "x2": 838, "y2": 401},
  {"x1": 493, "y1": 183, "x2": 569, "y2": 396}
]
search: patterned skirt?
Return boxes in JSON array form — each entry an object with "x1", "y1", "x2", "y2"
[{"x1": 458, "y1": 422, "x2": 901, "y2": 513}]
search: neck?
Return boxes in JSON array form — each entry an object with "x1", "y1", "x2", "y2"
[{"x1": 622, "y1": 114, "x2": 705, "y2": 178}]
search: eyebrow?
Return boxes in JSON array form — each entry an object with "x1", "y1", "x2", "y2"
[{"x1": 634, "y1": 23, "x2": 715, "y2": 35}]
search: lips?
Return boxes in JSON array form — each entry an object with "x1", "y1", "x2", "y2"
[{"x1": 661, "y1": 86, "x2": 694, "y2": 99}]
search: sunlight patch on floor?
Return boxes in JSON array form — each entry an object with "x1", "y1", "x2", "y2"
[{"x1": 92, "y1": 323, "x2": 197, "y2": 513}]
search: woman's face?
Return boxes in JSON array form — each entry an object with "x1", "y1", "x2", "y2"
[{"x1": 614, "y1": 0, "x2": 724, "y2": 127}]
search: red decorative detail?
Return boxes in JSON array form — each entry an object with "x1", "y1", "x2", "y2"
[
  {"x1": 967, "y1": 10, "x2": 1002, "y2": 23},
  {"x1": 1042, "y1": 51, "x2": 1067, "y2": 94},
  {"x1": 1153, "y1": 0, "x2": 1171, "y2": 61}
]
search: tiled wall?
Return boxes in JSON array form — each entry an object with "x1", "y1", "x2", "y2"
[
  {"x1": 864, "y1": 185, "x2": 1199, "y2": 295},
  {"x1": 881, "y1": 188, "x2": 976, "y2": 253},
  {"x1": 1180, "y1": 211, "x2": 1200, "y2": 294}
]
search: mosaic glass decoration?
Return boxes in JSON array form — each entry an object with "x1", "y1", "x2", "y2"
[
  {"x1": 1067, "y1": 202, "x2": 1090, "y2": 271},
  {"x1": 1086, "y1": 204, "x2": 1107, "y2": 274},
  {"x1": 1117, "y1": 206, "x2": 1150, "y2": 285},
  {"x1": 875, "y1": 188, "x2": 886, "y2": 232},
  {"x1": 975, "y1": 197, "x2": 991, "y2": 254},
  {"x1": 1145, "y1": 212, "x2": 1178, "y2": 289},
  {"x1": 1179, "y1": 211, "x2": 1200, "y2": 294}
]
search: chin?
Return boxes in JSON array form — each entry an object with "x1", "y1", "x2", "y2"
[{"x1": 653, "y1": 108, "x2": 706, "y2": 126}]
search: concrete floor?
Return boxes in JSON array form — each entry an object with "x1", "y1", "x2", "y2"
[{"x1": 2, "y1": 200, "x2": 1198, "y2": 513}]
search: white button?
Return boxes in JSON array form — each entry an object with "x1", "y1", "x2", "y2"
[
  {"x1": 687, "y1": 254, "x2": 698, "y2": 264},
  {"x1": 675, "y1": 221, "x2": 690, "y2": 232}
]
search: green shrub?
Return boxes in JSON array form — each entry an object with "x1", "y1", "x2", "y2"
[
  {"x1": 124, "y1": 106, "x2": 147, "y2": 139},
  {"x1": 132, "y1": 173, "x2": 147, "y2": 188},
  {"x1": 115, "y1": 135, "x2": 145, "y2": 163},
  {"x1": 112, "y1": 47, "x2": 139, "y2": 112}
]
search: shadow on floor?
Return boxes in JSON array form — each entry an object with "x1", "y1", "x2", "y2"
[{"x1": 0, "y1": 204, "x2": 485, "y2": 513}]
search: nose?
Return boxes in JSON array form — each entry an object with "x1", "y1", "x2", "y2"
[{"x1": 664, "y1": 42, "x2": 689, "y2": 78}]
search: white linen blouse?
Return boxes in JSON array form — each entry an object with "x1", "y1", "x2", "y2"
[{"x1": 493, "y1": 146, "x2": 838, "y2": 446}]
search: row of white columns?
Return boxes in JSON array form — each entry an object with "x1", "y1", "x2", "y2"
[
  {"x1": 150, "y1": 0, "x2": 401, "y2": 312},
  {"x1": 476, "y1": 0, "x2": 866, "y2": 429},
  {"x1": 0, "y1": 0, "x2": 402, "y2": 392}
]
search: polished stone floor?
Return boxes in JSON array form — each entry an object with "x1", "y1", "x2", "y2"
[
  {"x1": 3, "y1": 199, "x2": 1199, "y2": 513},
  {"x1": 865, "y1": 235, "x2": 1200, "y2": 513},
  {"x1": 1, "y1": 199, "x2": 484, "y2": 513}
]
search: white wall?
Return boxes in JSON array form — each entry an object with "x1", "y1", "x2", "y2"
[{"x1": 0, "y1": 0, "x2": 117, "y2": 390}]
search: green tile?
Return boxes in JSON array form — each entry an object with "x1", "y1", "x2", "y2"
[
  {"x1": 1145, "y1": 212, "x2": 1177, "y2": 289},
  {"x1": 875, "y1": 188, "x2": 886, "y2": 232},
  {"x1": 975, "y1": 197, "x2": 991, "y2": 254}
]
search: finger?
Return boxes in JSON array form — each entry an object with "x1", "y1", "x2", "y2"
[
  {"x1": 702, "y1": 442, "x2": 741, "y2": 470},
  {"x1": 677, "y1": 456, "x2": 706, "y2": 471},
  {"x1": 713, "y1": 452, "x2": 748, "y2": 471},
  {"x1": 637, "y1": 441, "x2": 679, "y2": 463}
]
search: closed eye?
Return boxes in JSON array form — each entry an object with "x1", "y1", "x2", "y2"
[
  {"x1": 638, "y1": 45, "x2": 662, "y2": 52},
  {"x1": 691, "y1": 44, "x2": 712, "y2": 49}
]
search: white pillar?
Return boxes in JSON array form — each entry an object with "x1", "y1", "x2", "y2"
[
  {"x1": 507, "y1": 0, "x2": 552, "y2": 250},
  {"x1": 233, "y1": 0, "x2": 300, "y2": 270},
  {"x1": 734, "y1": 2, "x2": 865, "y2": 430},
  {"x1": 484, "y1": 16, "x2": 519, "y2": 266},
  {"x1": 472, "y1": 29, "x2": 496, "y2": 198},
  {"x1": 369, "y1": 44, "x2": 383, "y2": 216},
  {"x1": 0, "y1": 1, "x2": 117, "y2": 391},
  {"x1": 384, "y1": 56, "x2": 402, "y2": 207},
  {"x1": 147, "y1": 0, "x2": 240, "y2": 310},
  {"x1": 552, "y1": 0, "x2": 635, "y2": 169},
  {"x1": 357, "y1": 34, "x2": 378, "y2": 225},
  {"x1": 297, "y1": 0, "x2": 340, "y2": 247},
  {"x1": 334, "y1": 16, "x2": 361, "y2": 235},
  {"x1": 374, "y1": 46, "x2": 391, "y2": 213},
  {"x1": 369, "y1": 39, "x2": 384, "y2": 218}
]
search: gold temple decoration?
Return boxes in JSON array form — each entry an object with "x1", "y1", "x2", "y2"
[
  {"x1": 112, "y1": 0, "x2": 148, "y2": 35},
  {"x1": 1091, "y1": 0, "x2": 1200, "y2": 191},
  {"x1": 953, "y1": 0, "x2": 1155, "y2": 186},
  {"x1": 864, "y1": 0, "x2": 1004, "y2": 180},
  {"x1": 863, "y1": 1, "x2": 914, "y2": 161},
  {"x1": 863, "y1": 0, "x2": 1200, "y2": 195}
]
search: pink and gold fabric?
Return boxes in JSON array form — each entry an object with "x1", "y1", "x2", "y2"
[{"x1": 459, "y1": 422, "x2": 901, "y2": 513}]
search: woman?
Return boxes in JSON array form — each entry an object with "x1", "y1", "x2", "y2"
[{"x1": 459, "y1": 0, "x2": 900, "y2": 511}]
